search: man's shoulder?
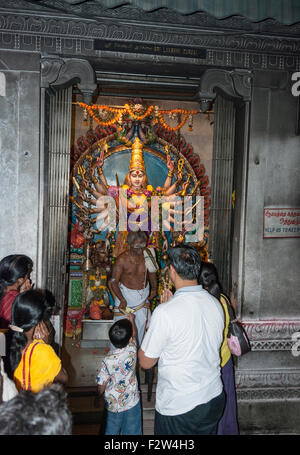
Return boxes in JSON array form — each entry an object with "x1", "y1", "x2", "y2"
[{"x1": 173, "y1": 287, "x2": 210, "y2": 300}]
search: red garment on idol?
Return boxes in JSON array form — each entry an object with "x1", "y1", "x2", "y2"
[{"x1": 0, "y1": 290, "x2": 19, "y2": 329}]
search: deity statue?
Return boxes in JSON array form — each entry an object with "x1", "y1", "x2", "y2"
[
  {"x1": 86, "y1": 266, "x2": 112, "y2": 320},
  {"x1": 82, "y1": 136, "x2": 185, "y2": 257},
  {"x1": 71, "y1": 133, "x2": 203, "y2": 306}
]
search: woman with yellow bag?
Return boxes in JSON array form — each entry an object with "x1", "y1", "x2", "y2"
[{"x1": 199, "y1": 262, "x2": 239, "y2": 435}]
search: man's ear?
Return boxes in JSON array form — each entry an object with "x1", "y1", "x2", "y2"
[{"x1": 169, "y1": 264, "x2": 175, "y2": 276}]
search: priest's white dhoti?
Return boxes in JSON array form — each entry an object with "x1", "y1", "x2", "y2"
[{"x1": 114, "y1": 282, "x2": 151, "y2": 346}]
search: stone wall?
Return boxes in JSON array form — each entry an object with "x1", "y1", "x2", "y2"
[
  {"x1": 234, "y1": 70, "x2": 300, "y2": 434},
  {"x1": 0, "y1": 50, "x2": 42, "y2": 286}
]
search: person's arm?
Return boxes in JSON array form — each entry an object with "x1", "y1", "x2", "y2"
[
  {"x1": 163, "y1": 154, "x2": 175, "y2": 190},
  {"x1": 96, "y1": 361, "x2": 111, "y2": 397},
  {"x1": 53, "y1": 367, "x2": 68, "y2": 385},
  {"x1": 138, "y1": 297, "x2": 172, "y2": 369},
  {"x1": 147, "y1": 271, "x2": 157, "y2": 302},
  {"x1": 109, "y1": 257, "x2": 127, "y2": 311},
  {"x1": 95, "y1": 152, "x2": 109, "y2": 191},
  {"x1": 97, "y1": 376, "x2": 111, "y2": 398},
  {"x1": 138, "y1": 349, "x2": 158, "y2": 370},
  {"x1": 34, "y1": 321, "x2": 68, "y2": 385},
  {"x1": 127, "y1": 313, "x2": 137, "y2": 340},
  {"x1": 160, "y1": 289, "x2": 173, "y2": 304}
]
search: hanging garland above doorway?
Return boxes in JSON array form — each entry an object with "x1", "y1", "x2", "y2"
[{"x1": 75, "y1": 101, "x2": 213, "y2": 132}]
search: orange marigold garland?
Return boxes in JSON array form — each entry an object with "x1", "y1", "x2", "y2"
[
  {"x1": 76, "y1": 102, "x2": 201, "y2": 131},
  {"x1": 124, "y1": 103, "x2": 154, "y2": 120}
]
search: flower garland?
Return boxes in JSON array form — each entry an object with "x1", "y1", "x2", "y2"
[
  {"x1": 76, "y1": 102, "x2": 204, "y2": 131},
  {"x1": 124, "y1": 103, "x2": 154, "y2": 121},
  {"x1": 157, "y1": 112, "x2": 187, "y2": 132},
  {"x1": 84, "y1": 103, "x2": 123, "y2": 127}
]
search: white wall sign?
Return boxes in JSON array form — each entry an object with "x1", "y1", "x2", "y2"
[{"x1": 263, "y1": 207, "x2": 300, "y2": 238}]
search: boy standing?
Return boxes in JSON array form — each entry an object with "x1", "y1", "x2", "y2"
[{"x1": 96, "y1": 313, "x2": 142, "y2": 435}]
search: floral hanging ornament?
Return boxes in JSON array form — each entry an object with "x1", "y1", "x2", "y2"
[
  {"x1": 76, "y1": 102, "x2": 202, "y2": 132},
  {"x1": 188, "y1": 114, "x2": 193, "y2": 131},
  {"x1": 83, "y1": 108, "x2": 88, "y2": 126},
  {"x1": 154, "y1": 105, "x2": 160, "y2": 123}
]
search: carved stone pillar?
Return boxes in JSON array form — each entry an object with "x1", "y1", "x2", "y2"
[
  {"x1": 196, "y1": 69, "x2": 252, "y2": 294},
  {"x1": 40, "y1": 57, "x2": 96, "y2": 346},
  {"x1": 41, "y1": 57, "x2": 97, "y2": 104},
  {"x1": 210, "y1": 95, "x2": 236, "y2": 294},
  {"x1": 196, "y1": 68, "x2": 252, "y2": 111}
]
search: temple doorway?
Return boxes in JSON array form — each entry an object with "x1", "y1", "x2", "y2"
[{"x1": 43, "y1": 78, "x2": 246, "y2": 393}]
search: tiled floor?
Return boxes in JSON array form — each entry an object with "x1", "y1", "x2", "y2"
[
  {"x1": 68, "y1": 385, "x2": 156, "y2": 435},
  {"x1": 63, "y1": 336, "x2": 157, "y2": 435}
]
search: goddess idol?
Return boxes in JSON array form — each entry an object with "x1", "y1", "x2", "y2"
[{"x1": 84, "y1": 136, "x2": 184, "y2": 257}]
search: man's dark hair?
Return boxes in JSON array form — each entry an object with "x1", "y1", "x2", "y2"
[
  {"x1": 0, "y1": 383, "x2": 72, "y2": 435},
  {"x1": 127, "y1": 231, "x2": 148, "y2": 246},
  {"x1": 109, "y1": 319, "x2": 133, "y2": 349},
  {"x1": 168, "y1": 245, "x2": 201, "y2": 280}
]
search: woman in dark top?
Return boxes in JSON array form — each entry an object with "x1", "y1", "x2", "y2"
[{"x1": 0, "y1": 255, "x2": 33, "y2": 329}]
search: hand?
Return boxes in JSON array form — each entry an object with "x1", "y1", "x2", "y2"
[
  {"x1": 162, "y1": 238, "x2": 168, "y2": 252},
  {"x1": 96, "y1": 149, "x2": 104, "y2": 168},
  {"x1": 119, "y1": 299, "x2": 127, "y2": 311},
  {"x1": 167, "y1": 155, "x2": 174, "y2": 172},
  {"x1": 20, "y1": 278, "x2": 33, "y2": 293},
  {"x1": 126, "y1": 312, "x2": 136, "y2": 323},
  {"x1": 160, "y1": 289, "x2": 173, "y2": 304},
  {"x1": 96, "y1": 376, "x2": 110, "y2": 403},
  {"x1": 34, "y1": 321, "x2": 50, "y2": 344}
]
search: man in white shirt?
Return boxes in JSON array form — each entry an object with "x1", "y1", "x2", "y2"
[{"x1": 138, "y1": 245, "x2": 225, "y2": 435}]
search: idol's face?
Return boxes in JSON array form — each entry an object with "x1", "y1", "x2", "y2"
[{"x1": 129, "y1": 170, "x2": 144, "y2": 190}]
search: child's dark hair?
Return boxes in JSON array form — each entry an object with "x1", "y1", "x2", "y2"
[
  {"x1": 109, "y1": 319, "x2": 133, "y2": 349},
  {"x1": 0, "y1": 255, "x2": 33, "y2": 301},
  {"x1": 9, "y1": 290, "x2": 52, "y2": 374}
]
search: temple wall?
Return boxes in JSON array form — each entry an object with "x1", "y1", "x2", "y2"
[
  {"x1": 0, "y1": 50, "x2": 42, "y2": 286},
  {"x1": 243, "y1": 71, "x2": 300, "y2": 319},
  {"x1": 235, "y1": 70, "x2": 300, "y2": 434}
]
